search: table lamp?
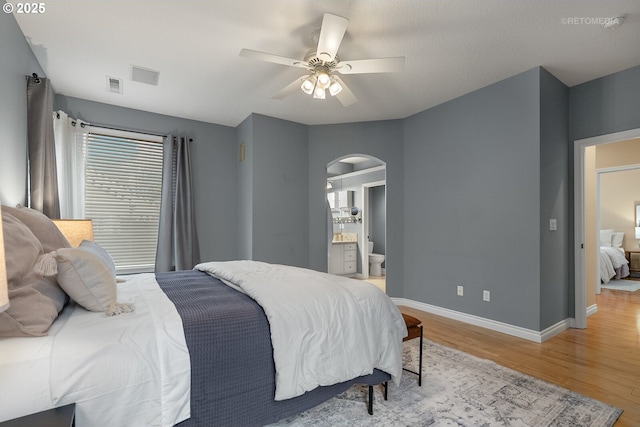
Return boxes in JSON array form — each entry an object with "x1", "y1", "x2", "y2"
[
  {"x1": 52, "y1": 219, "x2": 94, "y2": 248},
  {"x1": 0, "y1": 206, "x2": 9, "y2": 313}
]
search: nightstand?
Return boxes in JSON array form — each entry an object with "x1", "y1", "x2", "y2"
[
  {"x1": 625, "y1": 250, "x2": 640, "y2": 275},
  {"x1": 0, "y1": 404, "x2": 75, "y2": 427}
]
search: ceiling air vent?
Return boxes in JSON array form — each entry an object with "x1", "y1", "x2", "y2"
[
  {"x1": 131, "y1": 65, "x2": 160, "y2": 86},
  {"x1": 107, "y1": 76, "x2": 123, "y2": 94}
]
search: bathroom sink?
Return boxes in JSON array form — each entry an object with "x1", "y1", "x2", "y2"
[{"x1": 332, "y1": 233, "x2": 358, "y2": 243}]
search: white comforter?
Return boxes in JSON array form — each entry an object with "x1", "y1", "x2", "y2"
[
  {"x1": 0, "y1": 273, "x2": 191, "y2": 426},
  {"x1": 195, "y1": 260, "x2": 407, "y2": 401},
  {"x1": 599, "y1": 246, "x2": 629, "y2": 284}
]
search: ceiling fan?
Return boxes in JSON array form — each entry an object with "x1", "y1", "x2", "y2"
[{"x1": 239, "y1": 13, "x2": 405, "y2": 107}]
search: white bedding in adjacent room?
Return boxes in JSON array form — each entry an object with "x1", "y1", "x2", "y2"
[
  {"x1": 599, "y1": 246, "x2": 629, "y2": 284},
  {"x1": 0, "y1": 273, "x2": 191, "y2": 426},
  {"x1": 195, "y1": 260, "x2": 407, "y2": 401}
]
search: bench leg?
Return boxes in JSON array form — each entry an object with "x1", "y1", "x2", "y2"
[
  {"x1": 401, "y1": 325, "x2": 424, "y2": 386},
  {"x1": 368, "y1": 385, "x2": 373, "y2": 415},
  {"x1": 418, "y1": 325, "x2": 423, "y2": 386}
]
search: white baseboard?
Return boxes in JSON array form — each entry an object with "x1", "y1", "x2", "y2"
[
  {"x1": 392, "y1": 297, "x2": 571, "y2": 343},
  {"x1": 567, "y1": 304, "x2": 597, "y2": 328}
]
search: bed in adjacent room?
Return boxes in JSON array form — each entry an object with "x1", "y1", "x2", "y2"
[
  {"x1": 599, "y1": 229, "x2": 630, "y2": 284},
  {"x1": 0, "y1": 205, "x2": 406, "y2": 426}
]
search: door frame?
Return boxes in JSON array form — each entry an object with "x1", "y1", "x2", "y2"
[
  {"x1": 360, "y1": 180, "x2": 386, "y2": 279},
  {"x1": 574, "y1": 128, "x2": 640, "y2": 328}
]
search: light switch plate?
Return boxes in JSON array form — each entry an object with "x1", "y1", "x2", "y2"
[{"x1": 549, "y1": 219, "x2": 557, "y2": 231}]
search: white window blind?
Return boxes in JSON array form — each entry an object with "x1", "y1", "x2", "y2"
[{"x1": 84, "y1": 131, "x2": 163, "y2": 274}]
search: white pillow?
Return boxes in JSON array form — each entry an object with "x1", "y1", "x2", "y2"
[
  {"x1": 611, "y1": 232, "x2": 624, "y2": 248},
  {"x1": 599, "y1": 229, "x2": 613, "y2": 247},
  {"x1": 54, "y1": 241, "x2": 134, "y2": 315}
]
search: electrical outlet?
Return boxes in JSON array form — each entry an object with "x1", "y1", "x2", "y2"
[
  {"x1": 483, "y1": 290, "x2": 490, "y2": 302},
  {"x1": 457, "y1": 285, "x2": 464, "y2": 296}
]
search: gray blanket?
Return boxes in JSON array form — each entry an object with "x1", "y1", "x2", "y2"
[{"x1": 157, "y1": 270, "x2": 390, "y2": 427}]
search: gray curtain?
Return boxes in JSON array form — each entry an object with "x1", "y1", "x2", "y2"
[
  {"x1": 26, "y1": 76, "x2": 60, "y2": 218},
  {"x1": 155, "y1": 135, "x2": 200, "y2": 272}
]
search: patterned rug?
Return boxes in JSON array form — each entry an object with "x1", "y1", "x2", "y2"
[{"x1": 270, "y1": 339, "x2": 622, "y2": 427}]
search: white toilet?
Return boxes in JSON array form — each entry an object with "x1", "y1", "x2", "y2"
[{"x1": 367, "y1": 241, "x2": 385, "y2": 277}]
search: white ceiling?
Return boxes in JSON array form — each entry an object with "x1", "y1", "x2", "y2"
[{"x1": 13, "y1": 0, "x2": 640, "y2": 127}]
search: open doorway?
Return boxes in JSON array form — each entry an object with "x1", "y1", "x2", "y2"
[
  {"x1": 574, "y1": 128, "x2": 640, "y2": 328},
  {"x1": 597, "y1": 165, "x2": 640, "y2": 293},
  {"x1": 326, "y1": 155, "x2": 386, "y2": 291},
  {"x1": 361, "y1": 180, "x2": 386, "y2": 291}
]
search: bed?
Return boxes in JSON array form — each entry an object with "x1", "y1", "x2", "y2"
[
  {"x1": 599, "y1": 229, "x2": 630, "y2": 284},
  {"x1": 0, "y1": 206, "x2": 406, "y2": 426}
]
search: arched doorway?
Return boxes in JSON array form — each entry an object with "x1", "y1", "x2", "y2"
[{"x1": 326, "y1": 155, "x2": 386, "y2": 291}]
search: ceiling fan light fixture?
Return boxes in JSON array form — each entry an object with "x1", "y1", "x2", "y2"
[
  {"x1": 313, "y1": 86, "x2": 326, "y2": 99},
  {"x1": 301, "y1": 76, "x2": 316, "y2": 95},
  {"x1": 316, "y1": 68, "x2": 331, "y2": 88},
  {"x1": 329, "y1": 79, "x2": 342, "y2": 96},
  {"x1": 241, "y1": 12, "x2": 405, "y2": 106}
]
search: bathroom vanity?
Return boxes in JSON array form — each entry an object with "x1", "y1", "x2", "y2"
[
  {"x1": 330, "y1": 242, "x2": 357, "y2": 275},
  {"x1": 329, "y1": 233, "x2": 358, "y2": 275}
]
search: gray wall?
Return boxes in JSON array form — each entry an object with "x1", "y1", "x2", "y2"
[
  {"x1": 308, "y1": 120, "x2": 404, "y2": 297},
  {"x1": 539, "y1": 68, "x2": 570, "y2": 329},
  {"x1": 403, "y1": 68, "x2": 542, "y2": 330},
  {"x1": 247, "y1": 114, "x2": 309, "y2": 267},
  {"x1": 0, "y1": 10, "x2": 45, "y2": 205},
  {"x1": 236, "y1": 115, "x2": 254, "y2": 260},
  {"x1": 569, "y1": 65, "x2": 640, "y2": 142},
  {"x1": 54, "y1": 96, "x2": 238, "y2": 263}
]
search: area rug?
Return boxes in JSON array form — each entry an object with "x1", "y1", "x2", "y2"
[
  {"x1": 601, "y1": 279, "x2": 640, "y2": 292},
  {"x1": 269, "y1": 339, "x2": 622, "y2": 427}
]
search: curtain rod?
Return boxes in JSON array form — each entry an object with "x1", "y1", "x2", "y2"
[
  {"x1": 84, "y1": 122, "x2": 169, "y2": 139},
  {"x1": 85, "y1": 123, "x2": 193, "y2": 142},
  {"x1": 27, "y1": 73, "x2": 41, "y2": 83},
  {"x1": 47, "y1": 97, "x2": 194, "y2": 142},
  {"x1": 54, "y1": 112, "x2": 169, "y2": 139}
]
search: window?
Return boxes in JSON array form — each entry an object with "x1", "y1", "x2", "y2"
[{"x1": 83, "y1": 130, "x2": 164, "y2": 274}]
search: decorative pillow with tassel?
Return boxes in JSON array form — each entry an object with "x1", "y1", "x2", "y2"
[
  {"x1": 1, "y1": 204, "x2": 71, "y2": 252},
  {"x1": 0, "y1": 212, "x2": 67, "y2": 337},
  {"x1": 36, "y1": 240, "x2": 134, "y2": 316}
]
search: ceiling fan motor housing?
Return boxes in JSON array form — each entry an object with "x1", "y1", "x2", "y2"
[{"x1": 305, "y1": 49, "x2": 339, "y2": 70}]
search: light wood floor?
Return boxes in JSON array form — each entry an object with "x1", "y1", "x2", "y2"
[
  {"x1": 399, "y1": 288, "x2": 640, "y2": 427},
  {"x1": 363, "y1": 276, "x2": 385, "y2": 292}
]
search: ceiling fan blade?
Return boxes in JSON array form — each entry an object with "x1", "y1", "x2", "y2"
[
  {"x1": 336, "y1": 57, "x2": 405, "y2": 74},
  {"x1": 332, "y1": 76, "x2": 358, "y2": 107},
  {"x1": 272, "y1": 77, "x2": 305, "y2": 100},
  {"x1": 316, "y1": 13, "x2": 349, "y2": 62},
  {"x1": 239, "y1": 49, "x2": 309, "y2": 69}
]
